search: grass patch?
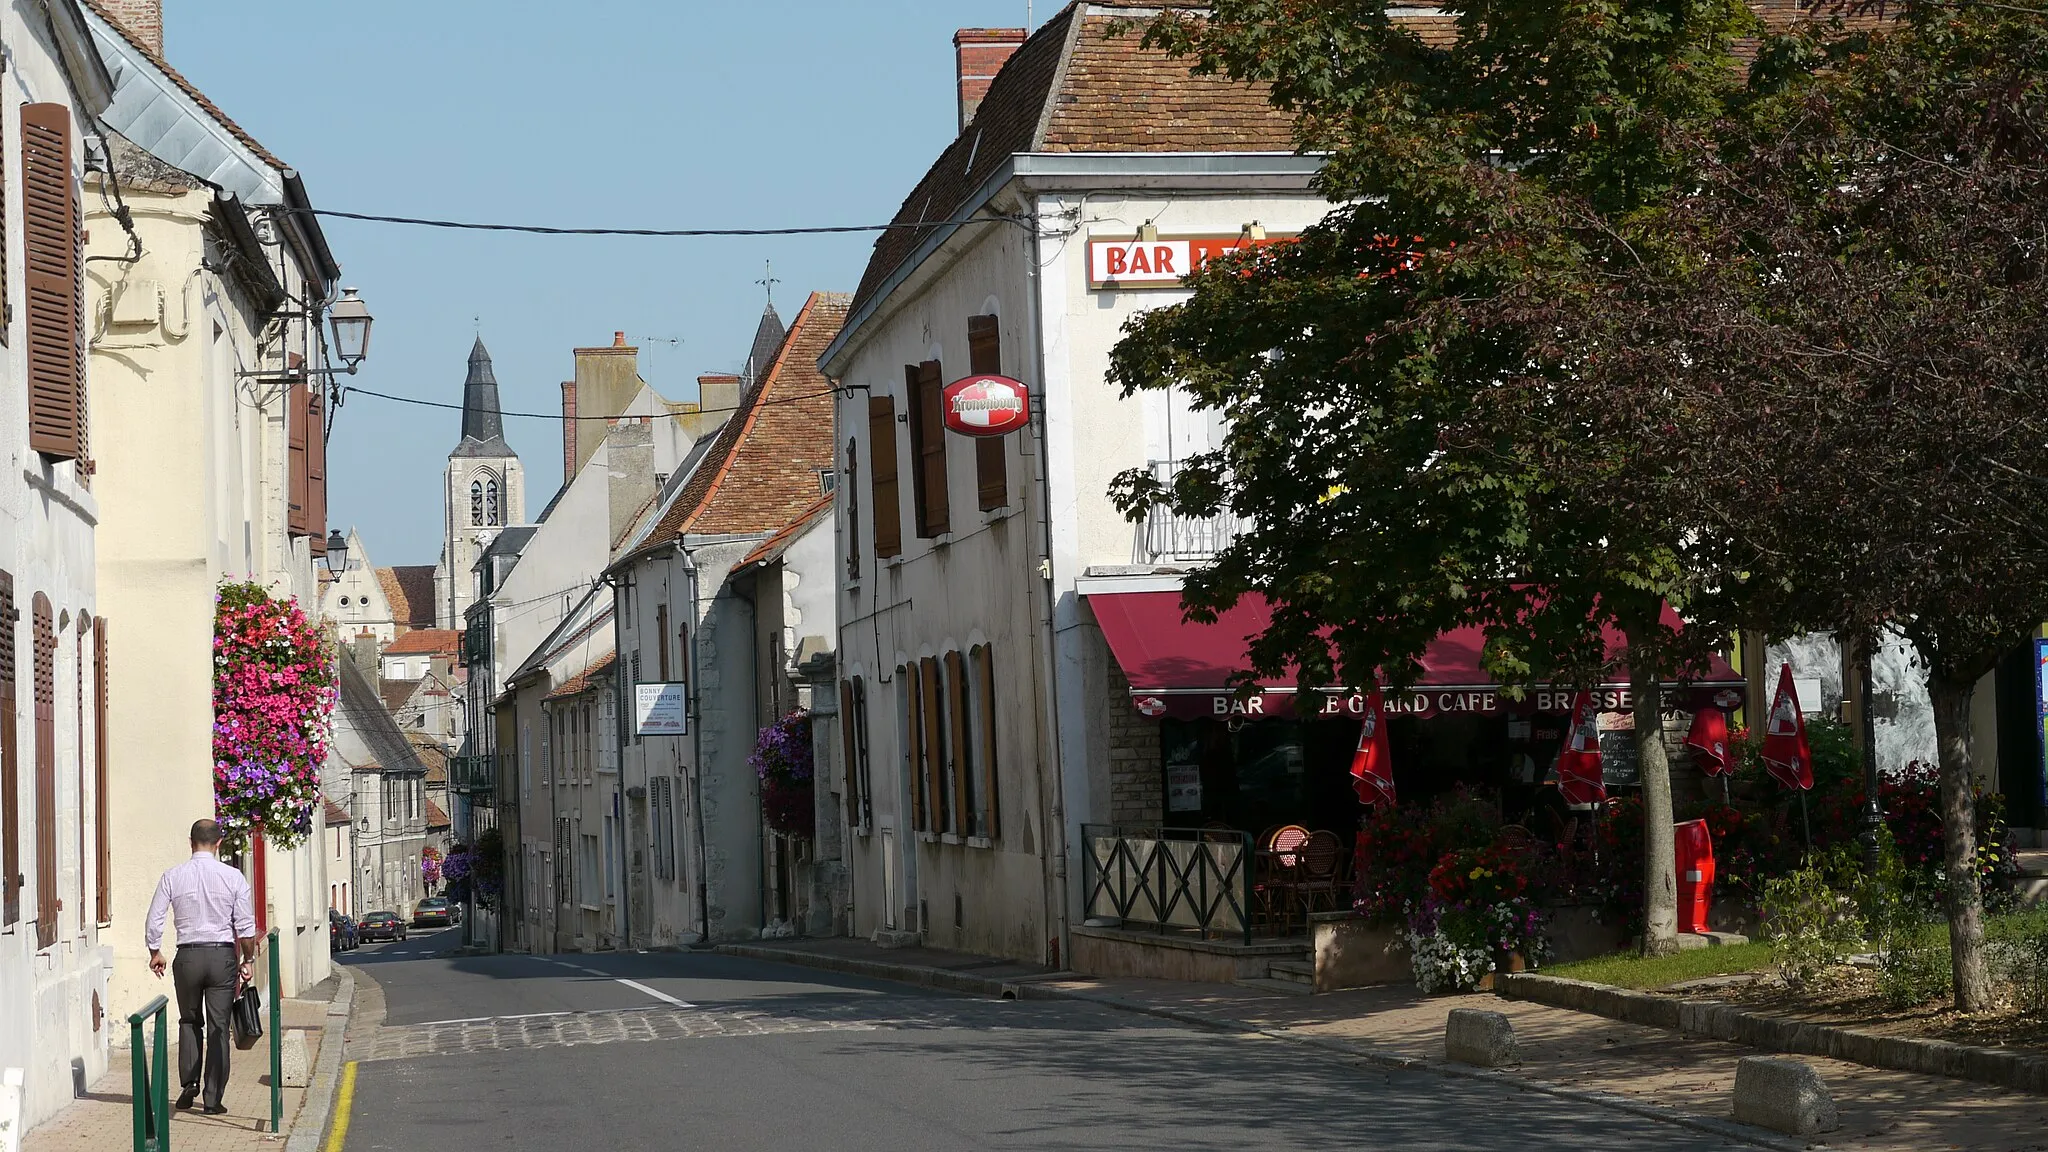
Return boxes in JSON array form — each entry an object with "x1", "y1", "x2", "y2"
[{"x1": 1544, "y1": 941, "x2": 1776, "y2": 990}]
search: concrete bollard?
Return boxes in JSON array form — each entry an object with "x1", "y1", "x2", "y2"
[
  {"x1": 280, "y1": 1028, "x2": 312, "y2": 1088},
  {"x1": 1444, "y1": 1008, "x2": 1520, "y2": 1067},
  {"x1": 1733, "y1": 1056, "x2": 1839, "y2": 1136}
]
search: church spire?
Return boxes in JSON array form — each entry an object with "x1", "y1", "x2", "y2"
[{"x1": 455, "y1": 337, "x2": 512, "y2": 456}]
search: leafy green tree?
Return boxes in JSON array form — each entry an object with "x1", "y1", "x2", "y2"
[{"x1": 1110, "y1": 0, "x2": 1763, "y2": 954}]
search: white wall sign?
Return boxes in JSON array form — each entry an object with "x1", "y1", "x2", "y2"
[{"x1": 635, "y1": 683, "x2": 688, "y2": 736}]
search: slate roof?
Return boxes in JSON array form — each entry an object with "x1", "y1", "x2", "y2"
[
  {"x1": 384, "y1": 628, "x2": 460, "y2": 657},
  {"x1": 744, "y1": 303, "x2": 786, "y2": 388},
  {"x1": 378, "y1": 678, "x2": 416, "y2": 714},
  {"x1": 378, "y1": 566, "x2": 438, "y2": 630},
  {"x1": 338, "y1": 657, "x2": 426, "y2": 776},
  {"x1": 454, "y1": 337, "x2": 514, "y2": 457},
  {"x1": 625, "y1": 292, "x2": 846, "y2": 558},
  {"x1": 82, "y1": 0, "x2": 288, "y2": 170}
]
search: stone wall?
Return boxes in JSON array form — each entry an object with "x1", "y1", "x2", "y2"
[{"x1": 1105, "y1": 663, "x2": 1162, "y2": 827}]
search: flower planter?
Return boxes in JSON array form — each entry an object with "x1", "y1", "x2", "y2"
[{"x1": 1308, "y1": 912, "x2": 1412, "y2": 990}]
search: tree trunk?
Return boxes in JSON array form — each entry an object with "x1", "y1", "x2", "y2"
[
  {"x1": 1928, "y1": 674, "x2": 1992, "y2": 1011},
  {"x1": 1628, "y1": 634, "x2": 1680, "y2": 956}
]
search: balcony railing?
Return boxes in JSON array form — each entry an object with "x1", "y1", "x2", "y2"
[
  {"x1": 1132, "y1": 460, "x2": 1246, "y2": 564},
  {"x1": 450, "y1": 754, "x2": 496, "y2": 796},
  {"x1": 1081, "y1": 823, "x2": 1253, "y2": 945}
]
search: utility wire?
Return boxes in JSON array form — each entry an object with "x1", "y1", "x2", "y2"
[
  {"x1": 342, "y1": 384, "x2": 842, "y2": 421},
  {"x1": 289, "y1": 206, "x2": 1016, "y2": 238}
]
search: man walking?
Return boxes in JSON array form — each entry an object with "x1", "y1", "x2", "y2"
[{"x1": 144, "y1": 819, "x2": 257, "y2": 1114}]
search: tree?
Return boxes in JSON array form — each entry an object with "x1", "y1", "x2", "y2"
[
  {"x1": 1506, "y1": 1, "x2": 2048, "y2": 1008},
  {"x1": 1111, "y1": 1, "x2": 1764, "y2": 953}
]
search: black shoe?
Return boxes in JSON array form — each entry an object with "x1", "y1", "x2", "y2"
[
  {"x1": 175, "y1": 1087, "x2": 197, "y2": 1110},
  {"x1": 202, "y1": 1103, "x2": 229, "y2": 1116}
]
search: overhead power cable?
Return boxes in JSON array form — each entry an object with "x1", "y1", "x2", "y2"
[
  {"x1": 341, "y1": 384, "x2": 841, "y2": 421},
  {"x1": 287, "y1": 205, "x2": 1016, "y2": 238}
]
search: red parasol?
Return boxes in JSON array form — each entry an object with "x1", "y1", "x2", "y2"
[
  {"x1": 1349, "y1": 688, "x2": 1396, "y2": 808},
  {"x1": 1685, "y1": 707, "x2": 1732, "y2": 777},
  {"x1": 1555, "y1": 691, "x2": 1607, "y2": 806},
  {"x1": 1760, "y1": 663, "x2": 1814, "y2": 791}
]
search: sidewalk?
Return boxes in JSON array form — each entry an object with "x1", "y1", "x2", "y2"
[
  {"x1": 23, "y1": 980, "x2": 338, "y2": 1152},
  {"x1": 725, "y1": 937, "x2": 2048, "y2": 1151}
]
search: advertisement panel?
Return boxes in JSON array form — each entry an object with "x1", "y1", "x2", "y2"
[{"x1": 635, "y1": 682, "x2": 688, "y2": 736}]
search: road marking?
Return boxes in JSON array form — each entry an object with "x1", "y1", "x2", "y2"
[
  {"x1": 324, "y1": 1061, "x2": 357, "y2": 1152},
  {"x1": 409, "y1": 1011, "x2": 573, "y2": 1027},
  {"x1": 616, "y1": 978, "x2": 696, "y2": 1009},
  {"x1": 575, "y1": 967, "x2": 607, "y2": 976}
]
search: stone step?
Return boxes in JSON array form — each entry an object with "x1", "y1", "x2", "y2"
[
  {"x1": 1267, "y1": 959, "x2": 1316, "y2": 981},
  {"x1": 1232, "y1": 976, "x2": 1313, "y2": 997}
]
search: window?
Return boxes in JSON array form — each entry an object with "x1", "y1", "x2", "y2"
[
  {"x1": 968, "y1": 316, "x2": 1008, "y2": 510},
  {"x1": 31, "y1": 593, "x2": 55, "y2": 949},
  {"x1": 521, "y1": 721, "x2": 532, "y2": 793},
  {"x1": 841, "y1": 678, "x2": 872, "y2": 832},
  {"x1": 486, "y1": 479, "x2": 501, "y2": 526},
  {"x1": 867, "y1": 397, "x2": 902, "y2": 558},
  {"x1": 580, "y1": 833, "x2": 600, "y2": 907},
  {"x1": 970, "y1": 645, "x2": 1000, "y2": 839},
  {"x1": 656, "y1": 604, "x2": 670, "y2": 681},
  {"x1": 817, "y1": 468, "x2": 835, "y2": 494},
  {"x1": 947, "y1": 651, "x2": 974, "y2": 837},
  {"x1": 905, "y1": 361, "x2": 950, "y2": 537},
  {"x1": 541, "y1": 713, "x2": 553, "y2": 785},
  {"x1": 471, "y1": 481, "x2": 485, "y2": 526},
  {"x1": 582, "y1": 705, "x2": 594, "y2": 783},
  {"x1": 0, "y1": 573, "x2": 17, "y2": 929},
  {"x1": 23, "y1": 103, "x2": 85, "y2": 469},
  {"x1": 844, "y1": 438, "x2": 861, "y2": 581},
  {"x1": 918, "y1": 656, "x2": 947, "y2": 834},
  {"x1": 554, "y1": 818, "x2": 572, "y2": 905}
]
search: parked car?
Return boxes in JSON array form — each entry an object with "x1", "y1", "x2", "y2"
[
  {"x1": 329, "y1": 910, "x2": 358, "y2": 952},
  {"x1": 412, "y1": 897, "x2": 453, "y2": 928},
  {"x1": 358, "y1": 910, "x2": 407, "y2": 943}
]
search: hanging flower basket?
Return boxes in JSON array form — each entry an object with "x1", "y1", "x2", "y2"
[
  {"x1": 751, "y1": 711, "x2": 815, "y2": 838},
  {"x1": 212, "y1": 581, "x2": 334, "y2": 853}
]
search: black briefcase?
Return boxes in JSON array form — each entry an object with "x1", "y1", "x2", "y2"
[{"x1": 232, "y1": 981, "x2": 263, "y2": 1050}]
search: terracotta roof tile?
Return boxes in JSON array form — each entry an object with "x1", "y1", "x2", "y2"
[
  {"x1": 81, "y1": 0, "x2": 289, "y2": 171},
  {"x1": 383, "y1": 628, "x2": 460, "y2": 657},
  {"x1": 425, "y1": 798, "x2": 450, "y2": 829},
  {"x1": 324, "y1": 798, "x2": 351, "y2": 827},
  {"x1": 739, "y1": 493, "x2": 836, "y2": 570},
  {"x1": 636, "y1": 293, "x2": 846, "y2": 548},
  {"x1": 378, "y1": 567, "x2": 439, "y2": 631},
  {"x1": 545, "y1": 651, "x2": 617, "y2": 702},
  {"x1": 378, "y1": 678, "x2": 416, "y2": 714}
]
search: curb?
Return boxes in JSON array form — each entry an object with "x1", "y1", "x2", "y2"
[
  {"x1": 717, "y1": 943, "x2": 1812, "y2": 1152},
  {"x1": 282, "y1": 967, "x2": 354, "y2": 1152},
  {"x1": 1497, "y1": 972, "x2": 2048, "y2": 1097}
]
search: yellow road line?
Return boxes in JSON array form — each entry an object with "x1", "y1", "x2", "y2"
[{"x1": 324, "y1": 1061, "x2": 358, "y2": 1152}]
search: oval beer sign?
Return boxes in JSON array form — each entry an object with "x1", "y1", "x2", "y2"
[{"x1": 942, "y1": 374, "x2": 1029, "y2": 437}]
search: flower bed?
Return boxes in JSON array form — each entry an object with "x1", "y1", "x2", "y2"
[{"x1": 212, "y1": 581, "x2": 333, "y2": 852}]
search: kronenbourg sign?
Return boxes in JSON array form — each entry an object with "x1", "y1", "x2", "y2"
[
  {"x1": 942, "y1": 374, "x2": 1030, "y2": 437},
  {"x1": 634, "y1": 682, "x2": 688, "y2": 737}
]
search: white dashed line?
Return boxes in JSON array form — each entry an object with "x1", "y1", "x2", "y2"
[{"x1": 615, "y1": 978, "x2": 696, "y2": 1009}]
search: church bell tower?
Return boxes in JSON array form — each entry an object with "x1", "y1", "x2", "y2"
[{"x1": 434, "y1": 338, "x2": 524, "y2": 630}]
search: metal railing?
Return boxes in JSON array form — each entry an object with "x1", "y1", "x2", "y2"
[
  {"x1": 1132, "y1": 461, "x2": 1246, "y2": 563},
  {"x1": 1081, "y1": 824, "x2": 1254, "y2": 945},
  {"x1": 128, "y1": 995, "x2": 171, "y2": 1152},
  {"x1": 450, "y1": 754, "x2": 496, "y2": 795},
  {"x1": 266, "y1": 930, "x2": 281, "y2": 1134}
]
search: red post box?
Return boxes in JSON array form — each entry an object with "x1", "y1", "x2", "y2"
[{"x1": 1674, "y1": 818, "x2": 1714, "y2": 935}]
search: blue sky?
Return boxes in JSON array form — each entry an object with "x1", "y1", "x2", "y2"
[{"x1": 167, "y1": 0, "x2": 1038, "y2": 566}]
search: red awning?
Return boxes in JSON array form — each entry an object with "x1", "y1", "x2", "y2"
[{"x1": 1083, "y1": 590, "x2": 1746, "y2": 722}]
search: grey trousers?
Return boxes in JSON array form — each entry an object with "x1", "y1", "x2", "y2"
[{"x1": 172, "y1": 946, "x2": 236, "y2": 1108}]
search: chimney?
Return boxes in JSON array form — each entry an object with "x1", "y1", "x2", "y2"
[
  {"x1": 569, "y1": 334, "x2": 641, "y2": 478},
  {"x1": 955, "y1": 28, "x2": 1026, "y2": 132},
  {"x1": 606, "y1": 422, "x2": 656, "y2": 556},
  {"x1": 352, "y1": 631, "x2": 380, "y2": 679},
  {"x1": 101, "y1": 0, "x2": 163, "y2": 56},
  {"x1": 561, "y1": 381, "x2": 578, "y2": 488}
]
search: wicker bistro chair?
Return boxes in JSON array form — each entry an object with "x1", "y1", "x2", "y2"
[
  {"x1": 1294, "y1": 830, "x2": 1347, "y2": 915},
  {"x1": 1253, "y1": 825, "x2": 1312, "y2": 935}
]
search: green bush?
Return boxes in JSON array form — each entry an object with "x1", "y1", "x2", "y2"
[
  {"x1": 1761, "y1": 864, "x2": 1859, "y2": 986},
  {"x1": 1990, "y1": 910, "x2": 2048, "y2": 1014},
  {"x1": 1857, "y1": 829, "x2": 1951, "y2": 1008}
]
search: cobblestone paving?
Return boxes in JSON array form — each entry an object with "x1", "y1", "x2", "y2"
[{"x1": 352, "y1": 999, "x2": 1015, "y2": 1062}]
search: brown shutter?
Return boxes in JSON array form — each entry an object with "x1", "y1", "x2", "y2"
[
  {"x1": 919, "y1": 656, "x2": 944, "y2": 834},
  {"x1": 31, "y1": 594, "x2": 55, "y2": 949},
  {"x1": 307, "y1": 382, "x2": 328, "y2": 548},
  {"x1": 902, "y1": 667, "x2": 924, "y2": 831},
  {"x1": 93, "y1": 617, "x2": 107, "y2": 923},
  {"x1": 656, "y1": 604, "x2": 670, "y2": 681},
  {"x1": 287, "y1": 379, "x2": 311, "y2": 535},
  {"x1": 908, "y1": 362, "x2": 950, "y2": 536},
  {"x1": 976, "y1": 644, "x2": 999, "y2": 840},
  {"x1": 0, "y1": 109, "x2": 11, "y2": 347},
  {"x1": 968, "y1": 317, "x2": 1008, "y2": 510},
  {"x1": 844, "y1": 438, "x2": 861, "y2": 581},
  {"x1": 0, "y1": 574, "x2": 16, "y2": 927},
  {"x1": 23, "y1": 104, "x2": 79, "y2": 463},
  {"x1": 840, "y1": 680, "x2": 859, "y2": 830},
  {"x1": 945, "y1": 650, "x2": 969, "y2": 836},
  {"x1": 867, "y1": 398, "x2": 902, "y2": 558}
]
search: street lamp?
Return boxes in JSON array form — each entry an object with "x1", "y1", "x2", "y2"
[
  {"x1": 329, "y1": 288, "x2": 373, "y2": 370},
  {"x1": 324, "y1": 529, "x2": 350, "y2": 576}
]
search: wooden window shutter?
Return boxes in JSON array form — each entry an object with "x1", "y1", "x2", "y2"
[
  {"x1": 902, "y1": 667, "x2": 924, "y2": 831},
  {"x1": 0, "y1": 109, "x2": 11, "y2": 347},
  {"x1": 867, "y1": 398, "x2": 902, "y2": 558},
  {"x1": 852, "y1": 679, "x2": 871, "y2": 828},
  {"x1": 840, "y1": 680, "x2": 859, "y2": 830},
  {"x1": 22, "y1": 104, "x2": 80, "y2": 464},
  {"x1": 944, "y1": 650, "x2": 970, "y2": 836},
  {"x1": 31, "y1": 593, "x2": 54, "y2": 949},
  {"x1": 919, "y1": 657, "x2": 944, "y2": 834},
  {"x1": 307, "y1": 382, "x2": 328, "y2": 549},
  {"x1": 844, "y1": 438, "x2": 861, "y2": 581},
  {"x1": 287, "y1": 379, "x2": 311, "y2": 535},
  {"x1": 656, "y1": 604, "x2": 670, "y2": 681},
  {"x1": 93, "y1": 617, "x2": 107, "y2": 923},
  {"x1": 0, "y1": 573, "x2": 17, "y2": 928},
  {"x1": 967, "y1": 317, "x2": 1008, "y2": 510},
  {"x1": 975, "y1": 644, "x2": 999, "y2": 840},
  {"x1": 908, "y1": 362, "x2": 950, "y2": 536}
]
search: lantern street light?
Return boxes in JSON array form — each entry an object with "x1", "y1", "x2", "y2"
[
  {"x1": 324, "y1": 530, "x2": 350, "y2": 576},
  {"x1": 329, "y1": 288, "x2": 373, "y2": 370}
]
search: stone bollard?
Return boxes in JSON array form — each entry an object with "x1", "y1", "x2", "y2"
[
  {"x1": 1733, "y1": 1056, "x2": 1839, "y2": 1136},
  {"x1": 1444, "y1": 1008, "x2": 1519, "y2": 1067},
  {"x1": 280, "y1": 1028, "x2": 312, "y2": 1088}
]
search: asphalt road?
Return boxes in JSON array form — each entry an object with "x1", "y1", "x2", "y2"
[{"x1": 336, "y1": 931, "x2": 1747, "y2": 1151}]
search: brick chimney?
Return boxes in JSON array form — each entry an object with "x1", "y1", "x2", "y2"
[
  {"x1": 100, "y1": 0, "x2": 164, "y2": 55},
  {"x1": 560, "y1": 381, "x2": 578, "y2": 488},
  {"x1": 955, "y1": 28, "x2": 1026, "y2": 132}
]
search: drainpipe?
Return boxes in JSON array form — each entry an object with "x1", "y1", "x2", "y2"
[
  {"x1": 679, "y1": 544, "x2": 711, "y2": 943},
  {"x1": 602, "y1": 571, "x2": 632, "y2": 951},
  {"x1": 1023, "y1": 193, "x2": 1072, "y2": 969}
]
